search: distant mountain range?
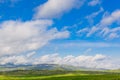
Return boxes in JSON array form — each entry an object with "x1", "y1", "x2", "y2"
[{"x1": 0, "y1": 63, "x2": 108, "y2": 71}]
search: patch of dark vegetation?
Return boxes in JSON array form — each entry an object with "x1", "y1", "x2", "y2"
[{"x1": 0, "y1": 70, "x2": 74, "y2": 77}]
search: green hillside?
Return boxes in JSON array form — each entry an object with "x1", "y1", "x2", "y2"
[{"x1": 0, "y1": 70, "x2": 120, "y2": 80}]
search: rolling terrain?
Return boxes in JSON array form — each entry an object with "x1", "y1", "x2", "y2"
[
  {"x1": 0, "y1": 70, "x2": 120, "y2": 80},
  {"x1": 0, "y1": 64, "x2": 120, "y2": 80}
]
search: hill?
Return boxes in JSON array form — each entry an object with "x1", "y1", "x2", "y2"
[{"x1": 0, "y1": 63, "x2": 108, "y2": 71}]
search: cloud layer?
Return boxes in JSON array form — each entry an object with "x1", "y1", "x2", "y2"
[{"x1": 0, "y1": 53, "x2": 119, "y2": 69}]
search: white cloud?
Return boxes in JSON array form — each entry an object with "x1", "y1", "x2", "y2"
[
  {"x1": 26, "y1": 51, "x2": 36, "y2": 58},
  {"x1": 86, "y1": 7, "x2": 104, "y2": 25},
  {"x1": 86, "y1": 26, "x2": 99, "y2": 37},
  {"x1": 77, "y1": 10, "x2": 120, "y2": 39},
  {"x1": 0, "y1": 55, "x2": 28, "y2": 65},
  {"x1": 1, "y1": 53, "x2": 119, "y2": 69},
  {"x1": 34, "y1": 0, "x2": 84, "y2": 19},
  {"x1": 88, "y1": 0, "x2": 100, "y2": 6},
  {"x1": 99, "y1": 27, "x2": 120, "y2": 39},
  {"x1": 100, "y1": 10, "x2": 120, "y2": 26},
  {"x1": 77, "y1": 27, "x2": 89, "y2": 34},
  {"x1": 0, "y1": 51, "x2": 119, "y2": 69},
  {"x1": 33, "y1": 54, "x2": 120, "y2": 69},
  {"x1": 34, "y1": 53, "x2": 62, "y2": 64},
  {"x1": 107, "y1": 33, "x2": 119, "y2": 39},
  {"x1": 0, "y1": 20, "x2": 69, "y2": 56}
]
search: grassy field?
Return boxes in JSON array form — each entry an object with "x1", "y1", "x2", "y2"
[{"x1": 0, "y1": 70, "x2": 120, "y2": 80}]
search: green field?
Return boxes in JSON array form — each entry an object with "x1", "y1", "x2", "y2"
[{"x1": 0, "y1": 70, "x2": 120, "y2": 80}]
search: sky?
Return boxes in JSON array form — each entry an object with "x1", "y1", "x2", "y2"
[{"x1": 0, "y1": 0, "x2": 120, "y2": 69}]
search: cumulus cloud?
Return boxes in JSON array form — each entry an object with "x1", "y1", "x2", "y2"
[
  {"x1": 34, "y1": 0, "x2": 84, "y2": 19},
  {"x1": 0, "y1": 20, "x2": 69, "y2": 56},
  {"x1": 77, "y1": 10, "x2": 120, "y2": 39},
  {"x1": 0, "y1": 55, "x2": 28, "y2": 65},
  {"x1": 31, "y1": 54, "x2": 120, "y2": 69},
  {"x1": 0, "y1": 53, "x2": 119, "y2": 69}
]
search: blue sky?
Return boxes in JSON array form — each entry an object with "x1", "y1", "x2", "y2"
[{"x1": 0, "y1": 0, "x2": 120, "y2": 69}]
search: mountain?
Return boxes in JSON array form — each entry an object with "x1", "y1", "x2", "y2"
[{"x1": 0, "y1": 64, "x2": 108, "y2": 71}]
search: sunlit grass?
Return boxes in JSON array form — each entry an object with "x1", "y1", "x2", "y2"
[{"x1": 0, "y1": 70, "x2": 120, "y2": 80}]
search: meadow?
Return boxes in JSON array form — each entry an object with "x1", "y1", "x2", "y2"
[{"x1": 0, "y1": 70, "x2": 120, "y2": 80}]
